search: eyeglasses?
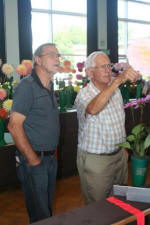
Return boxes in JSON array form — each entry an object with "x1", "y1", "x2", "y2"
[
  {"x1": 39, "y1": 52, "x2": 61, "y2": 58},
  {"x1": 94, "y1": 63, "x2": 114, "y2": 71}
]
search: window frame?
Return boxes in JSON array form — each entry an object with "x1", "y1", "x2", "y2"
[
  {"x1": 31, "y1": 1, "x2": 87, "y2": 58},
  {"x1": 118, "y1": 0, "x2": 150, "y2": 61}
]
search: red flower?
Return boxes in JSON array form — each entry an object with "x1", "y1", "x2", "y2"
[{"x1": 0, "y1": 108, "x2": 8, "y2": 120}]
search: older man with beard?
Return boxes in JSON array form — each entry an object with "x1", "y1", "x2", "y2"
[
  {"x1": 8, "y1": 43, "x2": 60, "y2": 223},
  {"x1": 75, "y1": 51, "x2": 141, "y2": 205}
]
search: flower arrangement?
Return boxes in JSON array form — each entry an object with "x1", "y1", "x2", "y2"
[
  {"x1": 0, "y1": 62, "x2": 14, "y2": 120},
  {"x1": 55, "y1": 59, "x2": 88, "y2": 111},
  {"x1": 0, "y1": 59, "x2": 33, "y2": 118},
  {"x1": 124, "y1": 94, "x2": 150, "y2": 125},
  {"x1": 16, "y1": 60, "x2": 33, "y2": 77},
  {"x1": 56, "y1": 60, "x2": 88, "y2": 91},
  {"x1": 117, "y1": 93, "x2": 150, "y2": 158},
  {"x1": 112, "y1": 62, "x2": 150, "y2": 104}
]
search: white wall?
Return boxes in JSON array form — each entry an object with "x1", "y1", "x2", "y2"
[
  {"x1": 97, "y1": 0, "x2": 107, "y2": 50},
  {"x1": 4, "y1": 0, "x2": 20, "y2": 80}
]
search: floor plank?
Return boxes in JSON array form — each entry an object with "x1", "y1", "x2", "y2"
[{"x1": 0, "y1": 162, "x2": 150, "y2": 225}]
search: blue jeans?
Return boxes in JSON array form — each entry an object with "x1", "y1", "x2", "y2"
[{"x1": 16, "y1": 153, "x2": 57, "y2": 223}]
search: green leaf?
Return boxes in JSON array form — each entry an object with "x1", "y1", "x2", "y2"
[
  {"x1": 117, "y1": 142, "x2": 131, "y2": 149},
  {"x1": 144, "y1": 134, "x2": 150, "y2": 149},
  {"x1": 127, "y1": 135, "x2": 135, "y2": 142},
  {"x1": 132, "y1": 124, "x2": 144, "y2": 136}
]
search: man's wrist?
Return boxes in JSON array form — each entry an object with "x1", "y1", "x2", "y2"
[{"x1": 113, "y1": 76, "x2": 124, "y2": 87}]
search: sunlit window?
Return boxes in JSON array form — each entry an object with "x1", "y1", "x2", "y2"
[
  {"x1": 31, "y1": 0, "x2": 87, "y2": 66},
  {"x1": 118, "y1": 0, "x2": 150, "y2": 62}
]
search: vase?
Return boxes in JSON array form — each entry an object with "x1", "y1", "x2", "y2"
[
  {"x1": 58, "y1": 90, "x2": 66, "y2": 112},
  {"x1": 120, "y1": 85, "x2": 130, "y2": 104},
  {"x1": 136, "y1": 83, "x2": 142, "y2": 99},
  {"x1": 65, "y1": 90, "x2": 72, "y2": 109},
  {"x1": 0, "y1": 121, "x2": 6, "y2": 146},
  {"x1": 131, "y1": 155, "x2": 149, "y2": 187}
]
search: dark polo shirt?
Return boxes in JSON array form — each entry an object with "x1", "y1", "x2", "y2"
[{"x1": 11, "y1": 69, "x2": 60, "y2": 151}]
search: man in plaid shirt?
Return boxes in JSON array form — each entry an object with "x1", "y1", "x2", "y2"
[{"x1": 75, "y1": 51, "x2": 141, "y2": 204}]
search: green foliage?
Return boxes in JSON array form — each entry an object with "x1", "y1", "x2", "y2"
[{"x1": 117, "y1": 124, "x2": 150, "y2": 158}]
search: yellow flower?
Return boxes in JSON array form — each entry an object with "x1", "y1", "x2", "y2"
[
  {"x1": 2, "y1": 64, "x2": 14, "y2": 76},
  {"x1": 74, "y1": 85, "x2": 81, "y2": 92},
  {"x1": 3, "y1": 99, "x2": 13, "y2": 112}
]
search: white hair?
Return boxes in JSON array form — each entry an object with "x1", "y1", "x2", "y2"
[{"x1": 85, "y1": 51, "x2": 108, "y2": 69}]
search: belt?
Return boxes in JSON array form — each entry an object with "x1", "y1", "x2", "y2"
[
  {"x1": 35, "y1": 150, "x2": 55, "y2": 156},
  {"x1": 100, "y1": 148, "x2": 121, "y2": 156}
]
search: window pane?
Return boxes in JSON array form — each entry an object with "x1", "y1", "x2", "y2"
[
  {"x1": 128, "y1": 22, "x2": 150, "y2": 44},
  {"x1": 134, "y1": 0, "x2": 150, "y2": 2},
  {"x1": 52, "y1": 0, "x2": 87, "y2": 14},
  {"x1": 31, "y1": 0, "x2": 51, "y2": 9},
  {"x1": 118, "y1": 21, "x2": 150, "y2": 57},
  {"x1": 118, "y1": 0, "x2": 128, "y2": 18},
  {"x1": 128, "y1": 2, "x2": 150, "y2": 21},
  {"x1": 31, "y1": 12, "x2": 52, "y2": 52},
  {"x1": 53, "y1": 14, "x2": 87, "y2": 57},
  {"x1": 118, "y1": 21, "x2": 127, "y2": 55}
]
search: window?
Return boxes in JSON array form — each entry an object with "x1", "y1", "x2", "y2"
[
  {"x1": 31, "y1": 0, "x2": 87, "y2": 66},
  {"x1": 118, "y1": 0, "x2": 150, "y2": 62}
]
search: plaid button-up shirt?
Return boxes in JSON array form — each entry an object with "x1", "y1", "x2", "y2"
[{"x1": 75, "y1": 81, "x2": 126, "y2": 154}]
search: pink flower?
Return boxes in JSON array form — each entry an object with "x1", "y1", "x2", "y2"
[
  {"x1": 76, "y1": 74, "x2": 83, "y2": 80},
  {"x1": 16, "y1": 64, "x2": 27, "y2": 76},
  {"x1": 0, "y1": 88, "x2": 7, "y2": 100},
  {"x1": 21, "y1": 60, "x2": 33, "y2": 75},
  {"x1": 124, "y1": 94, "x2": 150, "y2": 110},
  {"x1": 71, "y1": 69, "x2": 76, "y2": 73},
  {"x1": 145, "y1": 94, "x2": 150, "y2": 102},
  {"x1": 76, "y1": 62, "x2": 85, "y2": 72},
  {"x1": 124, "y1": 102, "x2": 134, "y2": 109},
  {"x1": 63, "y1": 60, "x2": 71, "y2": 67},
  {"x1": 113, "y1": 62, "x2": 129, "y2": 72},
  {"x1": 127, "y1": 38, "x2": 150, "y2": 77},
  {"x1": 64, "y1": 66, "x2": 72, "y2": 73}
]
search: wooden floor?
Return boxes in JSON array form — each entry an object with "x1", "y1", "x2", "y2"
[{"x1": 0, "y1": 162, "x2": 150, "y2": 225}]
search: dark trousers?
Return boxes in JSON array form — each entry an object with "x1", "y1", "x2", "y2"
[{"x1": 16, "y1": 153, "x2": 57, "y2": 223}]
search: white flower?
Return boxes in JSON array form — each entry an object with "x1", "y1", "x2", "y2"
[{"x1": 2, "y1": 64, "x2": 14, "y2": 77}]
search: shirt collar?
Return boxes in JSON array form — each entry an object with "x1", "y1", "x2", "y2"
[
  {"x1": 89, "y1": 81, "x2": 101, "y2": 94},
  {"x1": 31, "y1": 68, "x2": 53, "y2": 91}
]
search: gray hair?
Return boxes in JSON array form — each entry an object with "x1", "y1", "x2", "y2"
[
  {"x1": 85, "y1": 51, "x2": 108, "y2": 69},
  {"x1": 33, "y1": 43, "x2": 56, "y2": 66}
]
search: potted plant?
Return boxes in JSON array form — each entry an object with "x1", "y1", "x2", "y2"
[{"x1": 117, "y1": 123, "x2": 150, "y2": 187}]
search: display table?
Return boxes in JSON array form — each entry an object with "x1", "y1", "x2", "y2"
[
  {"x1": 0, "y1": 144, "x2": 20, "y2": 192},
  {"x1": 30, "y1": 196, "x2": 150, "y2": 225},
  {"x1": 0, "y1": 104, "x2": 150, "y2": 191}
]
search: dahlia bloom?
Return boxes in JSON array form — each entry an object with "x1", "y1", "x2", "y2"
[
  {"x1": 3, "y1": 99, "x2": 13, "y2": 112},
  {"x1": 0, "y1": 88, "x2": 7, "y2": 100},
  {"x1": 16, "y1": 64, "x2": 27, "y2": 76},
  {"x1": 21, "y1": 60, "x2": 33, "y2": 75},
  {"x1": 2, "y1": 64, "x2": 14, "y2": 76}
]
